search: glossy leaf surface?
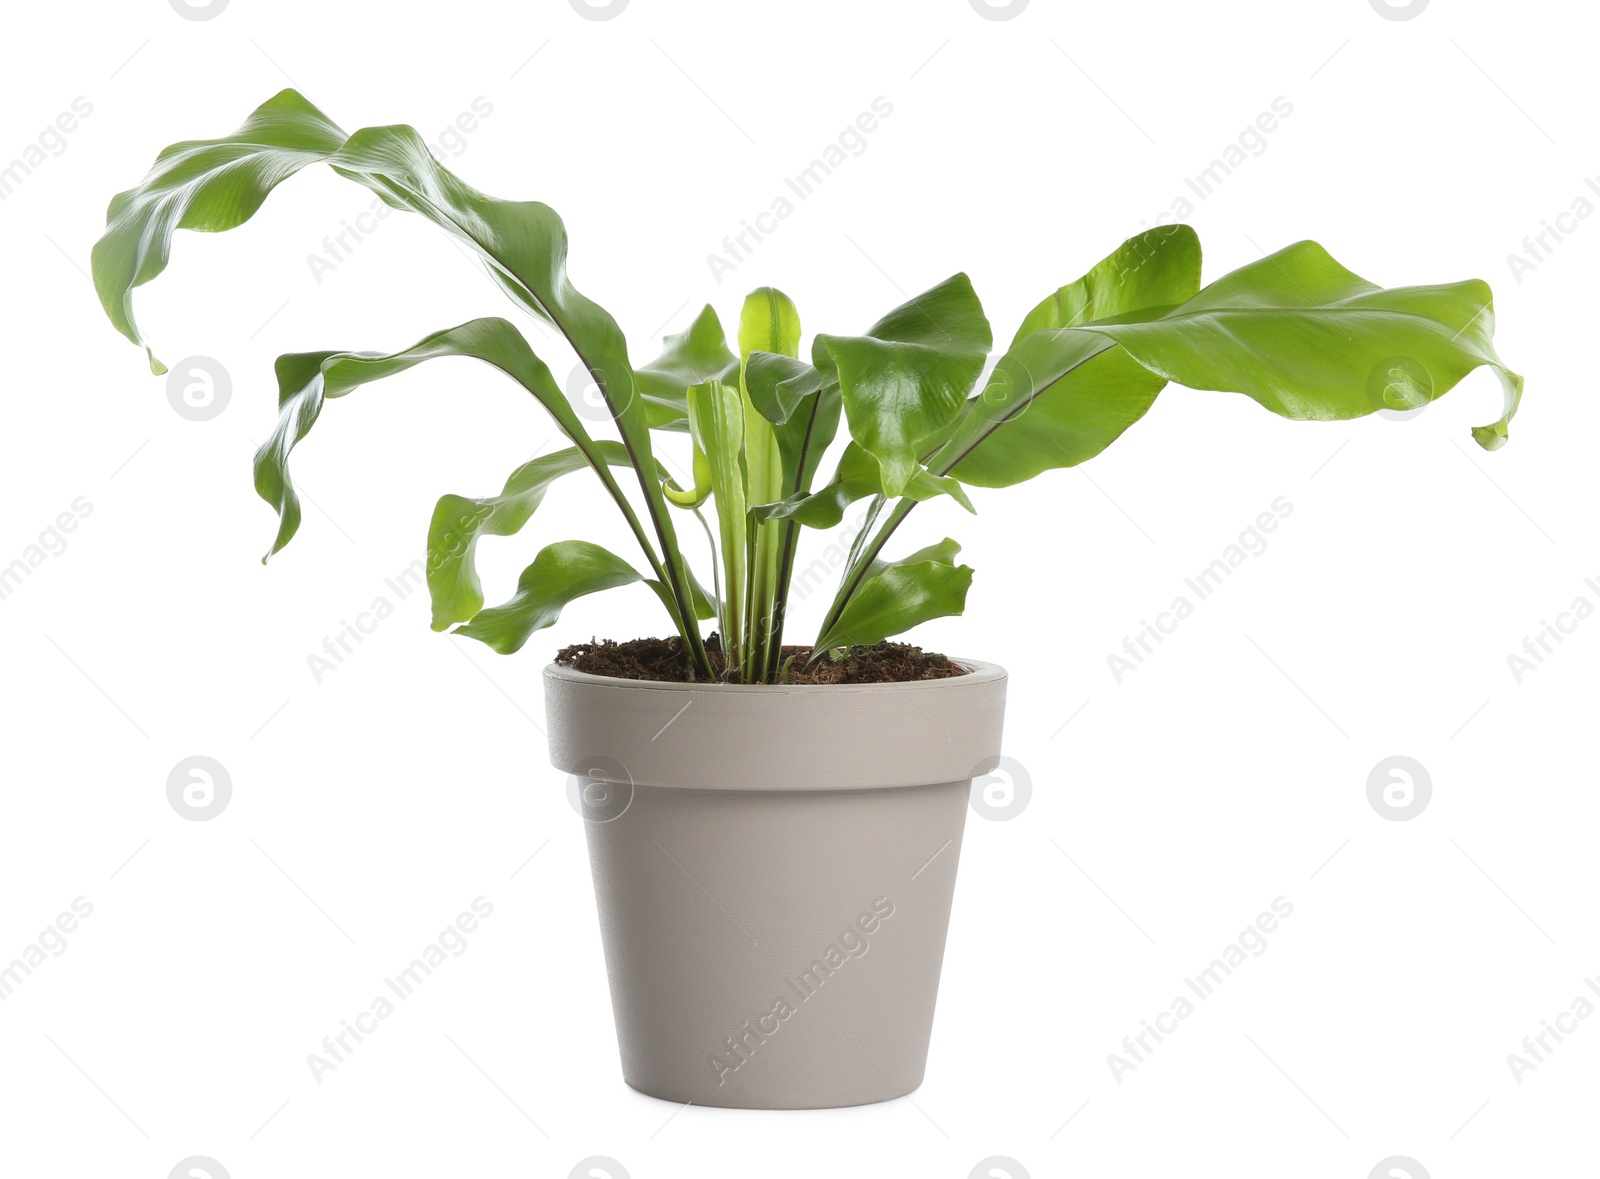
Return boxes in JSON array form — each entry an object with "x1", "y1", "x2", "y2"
[
  {"x1": 455, "y1": 541, "x2": 645, "y2": 655},
  {"x1": 813, "y1": 539, "x2": 973, "y2": 654},
  {"x1": 815, "y1": 274, "x2": 991, "y2": 497}
]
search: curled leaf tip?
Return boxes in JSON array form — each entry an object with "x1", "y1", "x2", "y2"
[
  {"x1": 147, "y1": 349, "x2": 167, "y2": 376},
  {"x1": 1471, "y1": 423, "x2": 1509, "y2": 451}
]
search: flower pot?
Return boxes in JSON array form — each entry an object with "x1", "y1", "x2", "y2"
[{"x1": 543, "y1": 659, "x2": 1008, "y2": 1110}]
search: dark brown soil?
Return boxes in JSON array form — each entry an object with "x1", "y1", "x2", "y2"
[{"x1": 554, "y1": 635, "x2": 968, "y2": 684}]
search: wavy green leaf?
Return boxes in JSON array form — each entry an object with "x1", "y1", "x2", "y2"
[
  {"x1": 91, "y1": 90, "x2": 348, "y2": 372},
  {"x1": 826, "y1": 239, "x2": 1522, "y2": 649},
  {"x1": 929, "y1": 226, "x2": 1204, "y2": 488},
  {"x1": 815, "y1": 274, "x2": 992, "y2": 497},
  {"x1": 94, "y1": 87, "x2": 713, "y2": 676},
  {"x1": 1076, "y1": 240, "x2": 1521, "y2": 448},
  {"x1": 930, "y1": 238, "x2": 1520, "y2": 494},
  {"x1": 256, "y1": 321, "x2": 603, "y2": 558},
  {"x1": 428, "y1": 441, "x2": 720, "y2": 635},
  {"x1": 813, "y1": 538, "x2": 973, "y2": 654},
  {"x1": 933, "y1": 333, "x2": 1155, "y2": 488},
  {"x1": 1011, "y1": 225, "x2": 1202, "y2": 346},
  {"x1": 427, "y1": 441, "x2": 641, "y2": 631},
  {"x1": 636, "y1": 304, "x2": 738, "y2": 430},
  {"x1": 256, "y1": 318, "x2": 650, "y2": 566},
  {"x1": 454, "y1": 541, "x2": 645, "y2": 655},
  {"x1": 744, "y1": 351, "x2": 822, "y2": 427},
  {"x1": 754, "y1": 441, "x2": 973, "y2": 528}
]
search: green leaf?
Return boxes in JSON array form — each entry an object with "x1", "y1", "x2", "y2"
[
  {"x1": 455, "y1": 541, "x2": 644, "y2": 655},
  {"x1": 1011, "y1": 224, "x2": 1202, "y2": 345},
  {"x1": 635, "y1": 304, "x2": 738, "y2": 430},
  {"x1": 932, "y1": 331, "x2": 1157, "y2": 488},
  {"x1": 686, "y1": 379, "x2": 747, "y2": 666},
  {"x1": 739, "y1": 302, "x2": 845, "y2": 680},
  {"x1": 427, "y1": 441, "x2": 642, "y2": 631},
  {"x1": 662, "y1": 446, "x2": 713, "y2": 509},
  {"x1": 736, "y1": 287, "x2": 803, "y2": 678},
  {"x1": 646, "y1": 563, "x2": 720, "y2": 623},
  {"x1": 1079, "y1": 240, "x2": 1521, "y2": 449},
  {"x1": 739, "y1": 287, "x2": 802, "y2": 363},
  {"x1": 813, "y1": 538, "x2": 973, "y2": 654},
  {"x1": 91, "y1": 89, "x2": 348, "y2": 373},
  {"x1": 754, "y1": 442, "x2": 974, "y2": 528},
  {"x1": 928, "y1": 226, "x2": 1204, "y2": 488},
  {"x1": 95, "y1": 88, "x2": 713, "y2": 676},
  {"x1": 744, "y1": 352, "x2": 840, "y2": 507},
  {"x1": 825, "y1": 236, "x2": 1525, "y2": 652},
  {"x1": 256, "y1": 318, "x2": 644, "y2": 564},
  {"x1": 94, "y1": 91, "x2": 639, "y2": 432},
  {"x1": 815, "y1": 273, "x2": 992, "y2": 497},
  {"x1": 429, "y1": 441, "x2": 718, "y2": 635},
  {"x1": 744, "y1": 351, "x2": 823, "y2": 426},
  {"x1": 927, "y1": 237, "x2": 1523, "y2": 491}
]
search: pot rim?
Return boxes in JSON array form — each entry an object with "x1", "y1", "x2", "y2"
[
  {"x1": 544, "y1": 655, "x2": 1008, "y2": 791},
  {"x1": 542, "y1": 655, "x2": 1006, "y2": 695}
]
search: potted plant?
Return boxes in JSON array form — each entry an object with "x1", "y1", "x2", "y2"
[{"x1": 91, "y1": 90, "x2": 1522, "y2": 1110}]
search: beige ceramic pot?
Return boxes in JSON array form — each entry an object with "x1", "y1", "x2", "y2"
[{"x1": 544, "y1": 659, "x2": 1008, "y2": 1109}]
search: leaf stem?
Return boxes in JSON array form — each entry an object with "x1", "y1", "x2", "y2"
[
  {"x1": 762, "y1": 390, "x2": 829, "y2": 682},
  {"x1": 363, "y1": 170, "x2": 714, "y2": 679},
  {"x1": 815, "y1": 337, "x2": 1118, "y2": 644}
]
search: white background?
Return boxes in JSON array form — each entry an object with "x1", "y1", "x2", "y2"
[{"x1": 0, "y1": 1, "x2": 1592, "y2": 1176}]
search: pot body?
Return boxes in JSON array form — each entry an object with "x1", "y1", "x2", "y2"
[{"x1": 544, "y1": 659, "x2": 1007, "y2": 1109}]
